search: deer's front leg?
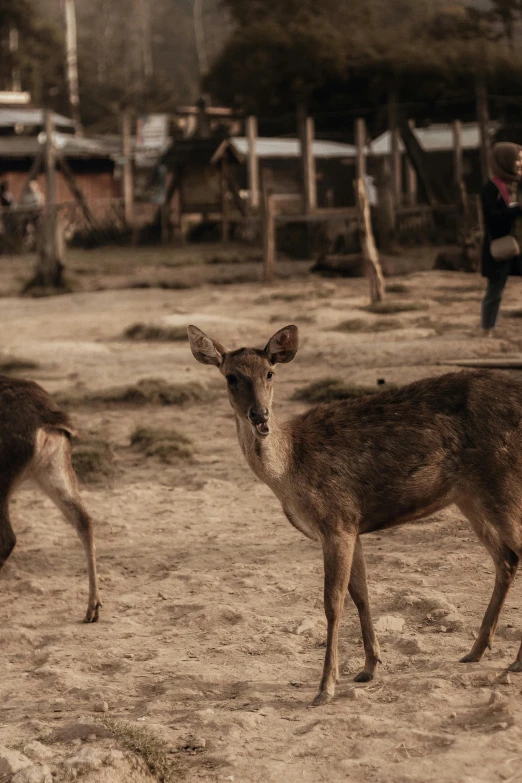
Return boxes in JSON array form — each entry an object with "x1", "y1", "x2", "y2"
[{"x1": 313, "y1": 530, "x2": 356, "y2": 706}]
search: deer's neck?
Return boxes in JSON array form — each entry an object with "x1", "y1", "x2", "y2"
[{"x1": 235, "y1": 414, "x2": 291, "y2": 493}]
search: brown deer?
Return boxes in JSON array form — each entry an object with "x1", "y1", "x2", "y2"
[
  {"x1": 188, "y1": 324, "x2": 522, "y2": 706},
  {"x1": 0, "y1": 375, "x2": 101, "y2": 622}
]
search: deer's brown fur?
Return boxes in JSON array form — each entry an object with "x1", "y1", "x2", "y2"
[
  {"x1": 188, "y1": 324, "x2": 522, "y2": 706},
  {"x1": 0, "y1": 375, "x2": 101, "y2": 622}
]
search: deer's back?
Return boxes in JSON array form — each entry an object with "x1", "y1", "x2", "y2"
[
  {"x1": 0, "y1": 375, "x2": 72, "y2": 483},
  {"x1": 288, "y1": 370, "x2": 522, "y2": 531}
]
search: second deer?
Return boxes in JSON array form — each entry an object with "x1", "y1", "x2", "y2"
[
  {"x1": 188, "y1": 324, "x2": 522, "y2": 706},
  {"x1": 0, "y1": 375, "x2": 101, "y2": 622}
]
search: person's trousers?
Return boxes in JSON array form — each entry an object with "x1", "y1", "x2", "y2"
[{"x1": 481, "y1": 267, "x2": 510, "y2": 329}]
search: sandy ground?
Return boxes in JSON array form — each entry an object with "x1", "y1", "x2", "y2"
[{"x1": 1, "y1": 247, "x2": 522, "y2": 783}]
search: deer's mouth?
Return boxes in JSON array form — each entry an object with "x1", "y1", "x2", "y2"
[{"x1": 254, "y1": 421, "x2": 270, "y2": 437}]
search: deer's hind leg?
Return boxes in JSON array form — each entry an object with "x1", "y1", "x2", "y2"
[
  {"x1": 31, "y1": 428, "x2": 101, "y2": 623},
  {"x1": 349, "y1": 536, "x2": 382, "y2": 683},
  {"x1": 457, "y1": 496, "x2": 519, "y2": 664}
]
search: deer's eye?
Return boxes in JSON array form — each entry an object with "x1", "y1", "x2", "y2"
[
  {"x1": 267, "y1": 371, "x2": 274, "y2": 380},
  {"x1": 226, "y1": 374, "x2": 238, "y2": 386}
]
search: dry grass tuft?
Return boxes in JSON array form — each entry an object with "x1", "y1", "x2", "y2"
[
  {"x1": 333, "y1": 318, "x2": 402, "y2": 333},
  {"x1": 71, "y1": 435, "x2": 115, "y2": 483},
  {"x1": 292, "y1": 377, "x2": 395, "y2": 404},
  {"x1": 130, "y1": 426, "x2": 194, "y2": 462},
  {"x1": 123, "y1": 323, "x2": 187, "y2": 342},
  {"x1": 101, "y1": 717, "x2": 179, "y2": 782},
  {"x1": 363, "y1": 301, "x2": 429, "y2": 315},
  {"x1": 56, "y1": 379, "x2": 211, "y2": 408},
  {"x1": 0, "y1": 357, "x2": 40, "y2": 373}
]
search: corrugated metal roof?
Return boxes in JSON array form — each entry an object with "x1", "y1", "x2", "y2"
[
  {"x1": 0, "y1": 133, "x2": 114, "y2": 159},
  {"x1": 231, "y1": 137, "x2": 356, "y2": 159},
  {"x1": 369, "y1": 122, "x2": 499, "y2": 155},
  {"x1": 0, "y1": 107, "x2": 74, "y2": 128}
]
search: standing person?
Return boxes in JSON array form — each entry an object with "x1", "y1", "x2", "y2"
[{"x1": 481, "y1": 142, "x2": 522, "y2": 337}]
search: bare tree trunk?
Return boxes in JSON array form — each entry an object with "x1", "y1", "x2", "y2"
[{"x1": 65, "y1": 0, "x2": 82, "y2": 135}]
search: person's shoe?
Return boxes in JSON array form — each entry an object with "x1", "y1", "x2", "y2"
[{"x1": 482, "y1": 328, "x2": 494, "y2": 338}]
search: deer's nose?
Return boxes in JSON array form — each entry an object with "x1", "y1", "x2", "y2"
[{"x1": 248, "y1": 407, "x2": 269, "y2": 424}]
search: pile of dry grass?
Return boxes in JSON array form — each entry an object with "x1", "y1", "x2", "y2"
[
  {"x1": 130, "y1": 426, "x2": 194, "y2": 463},
  {"x1": 123, "y1": 323, "x2": 187, "y2": 341},
  {"x1": 71, "y1": 435, "x2": 115, "y2": 483},
  {"x1": 292, "y1": 377, "x2": 394, "y2": 404},
  {"x1": 56, "y1": 378, "x2": 211, "y2": 408},
  {"x1": 102, "y1": 718, "x2": 179, "y2": 782},
  {"x1": 363, "y1": 301, "x2": 428, "y2": 315}
]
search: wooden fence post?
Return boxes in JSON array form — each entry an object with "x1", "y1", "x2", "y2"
[
  {"x1": 406, "y1": 120, "x2": 417, "y2": 206},
  {"x1": 388, "y1": 88, "x2": 402, "y2": 206},
  {"x1": 262, "y1": 173, "x2": 276, "y2": 284},
  {"x1": 246, "y1": 116, "x2": 260, "y2": 210},
  {"x1": 298, "y1": 106, "x2": 317, "y2": 213},
  {"x1": 122, "y1": 107, "x2": 134, "y2": 229},
  {"x1": 356, "y1": 177, "x2": 385, "y2": 304},
  {"x1": 355, "y1": 118, "x2": 366, "y2": 180}
]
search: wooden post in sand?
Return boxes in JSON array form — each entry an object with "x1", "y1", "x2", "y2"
[{"x1": 356, "y1": 176, "x2": 385, "y2": 304}]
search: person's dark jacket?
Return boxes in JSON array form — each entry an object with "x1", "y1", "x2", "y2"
[{"x1": 481, "y1": 179, "x2": 522, "y2": 279}]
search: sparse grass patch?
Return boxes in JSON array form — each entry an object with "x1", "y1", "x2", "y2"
[
  {"x1": 0, "y1": 357, "x2": 40, "y2": 373},
  {"x1": 208, "y1": 271, "x2": 260, "y2": 285},
  {"x1": 101, "y1": 717, "x2": 179, "y2": 782},
  {"x1": 72, "y1": 435, "x2": 115, "y2": 483},
  {"x1": 56, "y1": 379, "x2": 211, "y2": 408},
  {"x1": 504, "y1": 308, "x2": 522, "y2": 319},
  {"x1": 269, "y1": 313, "x2": 316, "y2": 324},
  {"x1": 292, "y1": 377, "x2": 395, "y2": 404},
  {"x1": 333, "y1": 318, "x2": 402, "y2": 333},
  {"x1": 130, "y1": 426, "x2": 194, "y2": 462},
  {"x1": 363, "y1": 301, "x2": 429, "y2": 315},
  {"x1": 385, "y1": 283, "x2": 409, "y2": 294},
  {"x1": 123, "y1": 323, "x2": 187, "y2": 341}
]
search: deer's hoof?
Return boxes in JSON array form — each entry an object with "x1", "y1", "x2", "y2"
[
  {"x1": 84, "y1": 602, "x2": 101, "y2": 623},
  {"x1": 459, "y1": 652, "x2": 480, "y2": 663},
  {"x1": 312, "y1": 691, "x2": 333, "y2": 707},
  {"x1": 353, "y1": 670, "x2": 374, "y2": 683},
  {"x1": 507, "y1": 660, "x2": 522, "y2": 673}
]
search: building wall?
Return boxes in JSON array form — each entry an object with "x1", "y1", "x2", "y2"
[{"x1": 0, "y1": 163, "x2": 121, "y2": 205}]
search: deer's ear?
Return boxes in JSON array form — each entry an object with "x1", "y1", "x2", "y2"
[
  {"x1": 265, "y1": 325, "x2": 299, "y2": 364},
  {"x1": 187, "y1": 325, "x2": 227, "y2": 367}
]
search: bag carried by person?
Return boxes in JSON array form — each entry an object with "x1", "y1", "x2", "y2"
[{"x1": 490, "y1": 234, "x2": 520, "y2": 260}]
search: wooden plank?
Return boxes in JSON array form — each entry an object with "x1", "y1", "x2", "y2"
[
  {"x1": 355, "y1": 176, "x2": 385, "y2": 304},
  {"x1": 246, "y1": 116, "x2": 259, "y2": 210}
]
